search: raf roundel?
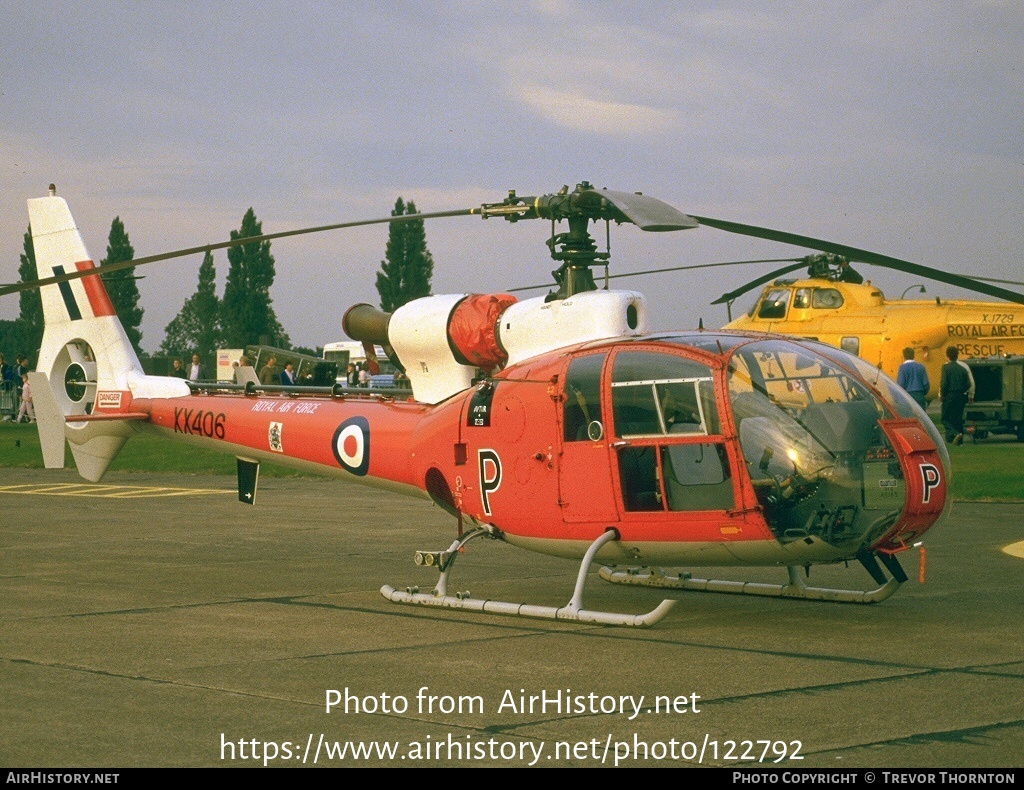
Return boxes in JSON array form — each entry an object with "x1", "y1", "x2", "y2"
[{"x1": 332, "y1": 417, "x2": 370, "y2": 476}]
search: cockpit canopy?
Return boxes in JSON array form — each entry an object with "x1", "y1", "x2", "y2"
[{"x1": 560, "y1": 334, "x2": 946, "y2": 552}]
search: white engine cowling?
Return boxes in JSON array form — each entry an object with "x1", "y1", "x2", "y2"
[
  {"x1": 388, "y1": 295, "x2": 478, "y2": 404},
  {"x1": 497, "y1": 290, "x2": 648, "y2": 367},
  {"x1": 346, "y1": 289, "x2": 649, "y2": 404}
]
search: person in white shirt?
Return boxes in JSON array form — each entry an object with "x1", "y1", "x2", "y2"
[{"x1": 188, "y1": 354, "x2": 204, "y2": 382}]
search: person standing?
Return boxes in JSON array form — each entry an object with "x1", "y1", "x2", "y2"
[
  {"x1": 12, "y1": 355, "x2": 29, "y2": 404},
  {"x1": 280, "y1": 362, "x2": 297, "y2": 386},
  {"x1": 957, "y1": 356, "x2": 976, "y2": 403},
  {"x1": 16, "y1": 373, "x2": 34, "y2": 423},
  {"x1": 940, "y1": 346, "x2": 971, "y2": 445},
  {"x1": 187, "y1": 354, "x2": 204, "y2": 382},
  {"x1": 259, "y1": 356, "x2": 280, "y2": 385},
  {"x1": 233, "y1": 355, "x2": 252, "y2": 384},
  {"x1": 896, "y1": 347, "x2": 930, "y2": 410},
  {"x1": 0, "y1": 355, "x2": 12, "y2": 421}
]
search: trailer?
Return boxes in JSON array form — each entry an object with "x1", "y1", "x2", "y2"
[{"x1": 964, "y1": 355, "x2": 1024, "y2": 441}]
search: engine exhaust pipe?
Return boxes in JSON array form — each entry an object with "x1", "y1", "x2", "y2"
[{"x1": 343, "y1": 303, "x2": 392, "y2": 346}]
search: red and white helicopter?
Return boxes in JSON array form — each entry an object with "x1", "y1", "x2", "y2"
[{"x1": 12, "y1": 183, "x2": 953, "y2": 627}]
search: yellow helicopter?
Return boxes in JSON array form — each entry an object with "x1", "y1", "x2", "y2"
[{"x1": 713, "y1": 250, "x2": 1024, "y2": 402}]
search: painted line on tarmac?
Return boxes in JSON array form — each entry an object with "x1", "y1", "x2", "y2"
[
  {"x1": 0, "y1": 483, "x2": 233, "y2": 498},
  {"x1": 1002, "y1": 540, "x2": 1024, "y2": 559}
]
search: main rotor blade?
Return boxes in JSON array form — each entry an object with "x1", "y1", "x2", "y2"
[
  {"x1": 592, "y1": 190, "x2": 699, "y2": 231},
  {"x1": 692, "y1": 215, "x2": 1024, "y2": 306},
  {"x1": 710, "y1": 262, "x2": 809, "y2": 305},
  {"x1": 971, "y1": 275, "x2": 1024, "y2": 288},
  {"x1": 0, "y1": 208, "x2": 476, "y2": 297},
  {"x1": 508, "y1": 258, "x2": 802, "y2": 294}
]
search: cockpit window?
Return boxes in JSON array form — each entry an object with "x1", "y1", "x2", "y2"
[
  {"x1": 564, "y1": 353, "x2": 607, "y2": 442},
  {"x1": 807, "y1": 342, "x2": 951, "y2": 478},
  {"x1": 662, "y1": 443, "x2": 734, "y2": 511},
  {"x1": 812, "y1": 288, "x2": 844, "y2": 309},
  {"x1": 728, "y1": 340, "x2": 905, "y2": 551},
  {"x1": 611, "y1": 352, "x2": 719, "y2": 437},
  {"x1": 757, "y1": 289, "x2": 791, "y2": 319}
]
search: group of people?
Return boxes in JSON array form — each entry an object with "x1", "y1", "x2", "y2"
[
  {"x1": 255, "y1": 356, "x2": 298, "y2": 385},
  {"x1": 170, "y1": 353, "x2": 299, "y2": 386},
  {"x1": 342, "y1": 362, "x2": 411, "y2": 389},
  {"x1": 169, "y1": 354, "x2": 207, "y2": 382},
  {"x1": 897, "y1": 345, "x2": 975, "y2": 445},
  {"x1": 345, "y1": 362, "x2": 375, "y2": 388},
  {"x1": 166, "y1": 352, "x2": 413, "y2": 391},
  {"x1": 0, "y1": 353, "x2": 34, "y2": 423}
]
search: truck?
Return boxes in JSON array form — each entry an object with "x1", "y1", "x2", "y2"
[{"x1": 963, "y1": 355, "x2": 1024, "y2": 441}]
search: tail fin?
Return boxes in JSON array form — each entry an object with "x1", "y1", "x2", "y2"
[{"x1": 27, "y1": 186, "x2": 187, "y2": 481}]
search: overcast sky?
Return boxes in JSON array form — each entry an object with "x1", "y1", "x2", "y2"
[{"x1": 2, "y1": 1, "x2": 1021, "y2": 353}]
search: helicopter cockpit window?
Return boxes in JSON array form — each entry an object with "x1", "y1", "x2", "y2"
[
  {"x1": 564, "y1": 352, "x2": 607, "y2": 442},
  {"x1": 728, "y1": 340, "x2": 906, "y2": 551},
  {"x1": 807, "y1": 341, "x2": 951, "y2": 480},
  {"x1": 812, "y1": 288, "x2": 844, "y2": 309},
  {"x1": 617, "y1": 441, "x2": 735, "y2": 512},
  {"x1": 611, "y1": 352, "x2": 719, "y2": 437},
  {"x1": 757, "y1": 289, "x2": 791, "y2": 319},
  {"x1": 662, "y1": 443, "x2": 734, "y2": 511},
  {"x1": 793, "y1": 288, "x2": 811, "y2": 309}
]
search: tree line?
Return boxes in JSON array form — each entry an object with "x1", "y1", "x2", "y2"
[{"x1": 3, "y1": 198, "x2": 434, "y2": 368}]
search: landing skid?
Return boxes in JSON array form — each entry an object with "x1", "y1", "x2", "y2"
[
  {"x1": 381, "y1": 527, "x2": 676, "y2": 627},
  {"x1": 598, "y1": 564, "x2": 901, "y2": 604}
]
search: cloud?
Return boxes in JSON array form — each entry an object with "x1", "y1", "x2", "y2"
[{"x1": 514, "y1": 83, "x2": 677, "y2": 135}]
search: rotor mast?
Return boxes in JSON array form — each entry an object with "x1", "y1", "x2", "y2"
[{"x1": 479, "y1": 181, "x2": 698, "y2": 301}]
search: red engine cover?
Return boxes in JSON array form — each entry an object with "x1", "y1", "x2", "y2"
[{"x1": 447, "y1": 293, "x2": 518, "y2": 370}]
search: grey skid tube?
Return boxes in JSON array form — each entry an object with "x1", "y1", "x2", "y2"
[
  {"x1": 382, "y1": 528, "x2": 676, "y2": 628},
  {"x1": 599, "y1": 565, "x2": 901, "y2": 604},
  {"x1": 381, "y1": 585, "x2": 676, "y2": 627}
]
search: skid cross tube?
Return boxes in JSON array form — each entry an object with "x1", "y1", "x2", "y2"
[{"x1": 381, "y1": 528, "x2": 676, "y2": 627}]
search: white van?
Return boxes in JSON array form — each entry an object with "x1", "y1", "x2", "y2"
[{"x1": 322, "y1": 341, "x2": 399, "y2": 387}]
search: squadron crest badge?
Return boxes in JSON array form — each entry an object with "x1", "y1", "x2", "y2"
[{"x1": 268, "y1": 421, "x2": 284, "y2": 453}]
